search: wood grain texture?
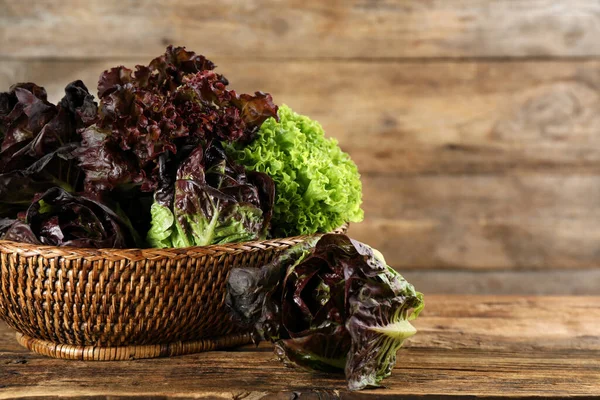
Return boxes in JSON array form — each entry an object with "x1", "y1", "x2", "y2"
[
  {"x1": 351, "y1": 174, "x2": 600, "y2": 270},
  {"x1": 0, "y1": 295, "x2": 599, "y2": 398},
  {"x1": 2, "y1": 0, "x2": 600, "y2": 60},
  {"x1": 401, "y1": 269, "x2": 600, "y2": 295}
]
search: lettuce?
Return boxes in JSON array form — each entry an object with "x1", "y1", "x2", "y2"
[
  {"x1": 0, "y1": 81, "x2": 97, "y2": 218},
  {"x1": 227, "y1": 234, "x2": 423, "y2": 390},
  {"x1": 147, "y1": 143, "x2": 274, "y2": 248},
  {"x1": 226, "y1": 105, "x2": 363, "y2": 237},
  {"x1": 78, "y1": 46, "x2": 278, "y2": 198},
  {"x1": 76, "y1": 46, "x2": 278, "y2": 246},
  {"x1": 1, "y1": 187, "x2": 140, "y2": 248}
]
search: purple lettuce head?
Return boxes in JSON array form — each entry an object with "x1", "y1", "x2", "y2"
[{"x1": 227, "y1": 234, "x2": 424, "y2": 391}]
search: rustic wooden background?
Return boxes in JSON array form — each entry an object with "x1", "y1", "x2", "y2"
[{"x1": 1, "y1": 0, "x2": 599, "y2": 294}]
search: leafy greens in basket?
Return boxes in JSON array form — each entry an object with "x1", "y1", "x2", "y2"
[
  {"x1": 0, "y1": 46, "x2": 418, "y2": 393},
  {"x1": 0, "y1": 45, "x2": 364, "y2": 248},
  {"x1": 147, "y1": 142, "x2": 274, "y2": 247}
]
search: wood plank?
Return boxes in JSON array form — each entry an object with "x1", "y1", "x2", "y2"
[
  {"x1": 363, "y1": 174, "x2": 600, "y2": 222},
  {"x1": 0, "y1": 296, "x2": 599, "y2": 398},
  {"x1": 350, "y1": 215, "x2": 600, "y2": 271},
  {"x1": 3, "y1": 0, "x2": 600, "y2": 60},
  {"x1": 401, "y1": 269, "x2": 600, "y2": 295},
  {"x1": 3, "y1": 59, "x2": 600, "y2": 175},
  {"x1": 351, "y1": 173, "x2": 600, "y2": 270}
]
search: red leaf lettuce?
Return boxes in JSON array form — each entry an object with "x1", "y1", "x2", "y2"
[
  {"x1": 0, "y1": 81, "x2": 97, "y2": 217},
  {"x1": 0, "y1": 187, "x2": 140, "y2": 248},
  {"x1": 78, "y1": 46, "x2": 278, "y2": 197},
  {"x1": 227, "y1": 234, "x2": 424, "y2": 391}
]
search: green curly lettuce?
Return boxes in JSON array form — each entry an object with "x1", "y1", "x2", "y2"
[{"x1": 226, "y1": 105, "x2": 363, "y2": 237}]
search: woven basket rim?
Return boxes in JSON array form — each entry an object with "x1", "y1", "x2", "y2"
[{"x1": 0, "y1": 223, "x2": 348, "y2": 261}]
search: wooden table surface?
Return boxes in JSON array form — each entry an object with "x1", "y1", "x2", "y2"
[{"x1": 0, "y1": 295, "x2": 599, "y2": 399}]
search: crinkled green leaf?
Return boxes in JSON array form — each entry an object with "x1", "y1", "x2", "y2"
[
  {"x1": 146, "y1": 202, "x2": 177, "y2": 248},
  {"x1": 226, "y1": 105, "x2": 363, "y2": 237}
]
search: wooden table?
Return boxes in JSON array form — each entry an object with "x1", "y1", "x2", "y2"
[{"x1": 0, "y1": 295, "x2": 598, "y2": 399}]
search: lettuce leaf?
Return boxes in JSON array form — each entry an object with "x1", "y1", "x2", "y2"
[
  {"x1": 147, "y1": 143, "x2": 274, "y2": 247},
  {"x1": 0, "y1": 219, "x2": 40, "y2": 244},
  {"x1": 227, "y1": 234, "x2": 423, "y2": 391},
  {"x1": 0, "y1": 81, "x2": 97, "y2": 217},
  {"x1": 78, "y1": 46, "x2": 278, "y2": 198},
  {"x1": 1, "y1": 187, "x2": 140, "y2": 248},
  {"x1": 226, "y1": 105, "x2": 363, "y2": 237}
]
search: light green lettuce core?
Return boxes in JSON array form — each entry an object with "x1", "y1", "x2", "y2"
[
  {"x1": 147, "y1": 200, "x2": 265, "y2": 248},
  {"x1": 225, "y1": 105, "x2": 364, "y2": 237}
]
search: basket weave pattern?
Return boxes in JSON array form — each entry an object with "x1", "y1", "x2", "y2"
[{"x1": 0, "y1": 226, "x2": 346, "y2": 360}]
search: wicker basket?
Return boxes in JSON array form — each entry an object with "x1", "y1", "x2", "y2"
[{"x1": 0, "y1": 225, "x2": 347, "y2": 361}]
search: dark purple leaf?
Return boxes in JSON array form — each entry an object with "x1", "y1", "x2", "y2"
[
  {"x1": 59, "y1": 80, "x2": 98, "y2": 129},
  {"x1": 79, "y1": 46, "x2": 277, "y2": 202},
  {"x1": 0, "y1": 81, "x2": 97, "y2": 218},
  {"x1": 97, "y1": 66, "x2": 134, "y2": 98},
  {"x1": 76, "y1": 125, "x2": 143, "y2": 196},
  {"x1": 0, "y1": 144, "x2": 79, "y2": 218},
  {"x1": 22, "y1": 186, "x2": 140, "y2": 248},
  {"x1": 0, "y1": 219, "x2": 41, "y2": 244},
  {"x1": 227, "y1": 234, "x2": 424, "y2": 391},
  {"x1": 1, "y1": 85, "x2": 56, "y2": 152}
]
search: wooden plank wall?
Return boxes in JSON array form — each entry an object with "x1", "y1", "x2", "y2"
[{"x1": 1, "y1": 0, "x2": 599, "y2": 294}]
